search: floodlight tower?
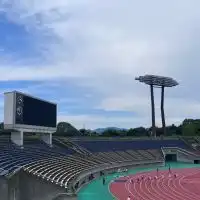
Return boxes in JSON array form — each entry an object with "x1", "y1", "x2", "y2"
[{"x1": 135, "y1": 75, "x2": 178, "y2": 137}]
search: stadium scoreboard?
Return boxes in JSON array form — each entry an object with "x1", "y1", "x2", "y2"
[{"x1": 4, "y1": 91, "x2": 57, "y2": 131}]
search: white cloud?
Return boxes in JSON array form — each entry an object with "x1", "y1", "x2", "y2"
[
  {"x1": 57, "y1": 113, "x2": 146, "y2": 130},
  {"x1": 97, "y1": 95, "x2": 200, "y2": 127},
  {"x1": 0, "y1": 63, "x2": 87, "y2": 81},
  {"x1": 1, "y1": 0, "x2": 200, "y2": 128}
]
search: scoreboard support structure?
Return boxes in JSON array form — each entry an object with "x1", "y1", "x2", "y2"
[
  {"x1": 4, "y1": 91, "x2": 57, "y2": 147},
  {"x1": 11, "y1": 131, "x2": 24, "y2": 146},
  {"x1": 41, "y1": 133, "x2": 52, "y2": 146},
  {"x1": 10, "y1": 129, "x2": 54, "y2": 147}
]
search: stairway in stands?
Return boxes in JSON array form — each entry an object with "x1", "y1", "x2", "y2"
[
  {"x1": 53, "y1": 137, "x2": 91, "y2": 155},
  {"x1": 180, "y1": 136, "x2": 200, "y2": 150}
]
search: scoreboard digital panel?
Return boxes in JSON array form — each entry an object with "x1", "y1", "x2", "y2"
[{"x1": 15, "y1": 92, "x2": 57, "y2": 128}]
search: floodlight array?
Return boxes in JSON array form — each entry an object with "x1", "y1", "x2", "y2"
[{"x1": 135, "y1": 75, "x2": 178, "y2": 87}]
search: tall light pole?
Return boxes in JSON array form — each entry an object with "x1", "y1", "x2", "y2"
[
  {"x1": 150, "y1": 84, "x2": 156, "y2": 137},
  {"x1": 135, "y1": 75, "x2": 178, "y2": 137},
  {"x1": 161, "y1": 86, "x2": 166, "y2": 136}
]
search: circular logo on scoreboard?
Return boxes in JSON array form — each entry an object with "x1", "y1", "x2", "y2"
[
  {"x1": 16, "y1": 106, "x2": 23, "y2": 116},
  {"x1": 17, "y1": 95, "x2": 23, "y2": 105}
]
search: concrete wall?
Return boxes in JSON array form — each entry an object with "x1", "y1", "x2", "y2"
[
  {"x1": 0, "y1": 176, "x2": 9, "y2": 200},
  {"x1": 19, "y1": 172, "x2": 66, "y2": 200},
  {"x1": 52, "y1": 194, "x2": 77, "y2": 200},
  {"x1": 0, "y1": 173, "x2": 21, "y2": 200},
  {"x1": 75, "y1": 161, "x2": 164, "y2": 194},
  {"x1": 0, "y1": 161, "x2": 164, "y2": 200},
  {"x1": 8, "y1": 172, "x2": 20, "y2": 200},
  {"x1": 162, "y1": 147, "x2": 196, "y2": 163},
  {"x1": 163, "y1": 147, "x2": 199, "y2": 157},
  {"x1": 0, "y1": 171, "x2": 76, "y2": 200},
  {"x1": 177, "y1": 151, "x2": 194, "y2": 163}
]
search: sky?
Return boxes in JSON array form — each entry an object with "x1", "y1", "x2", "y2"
[{"x1": 0, "y1": 0, "x2": 200, "y2": 129}]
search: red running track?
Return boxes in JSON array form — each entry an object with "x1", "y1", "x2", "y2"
[{"x1": 109, "y1": 168, "x2": 200, "y2": 200}]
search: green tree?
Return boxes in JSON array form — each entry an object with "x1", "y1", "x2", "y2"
[
  {"x1": 118, "y1": 129, "x2": 128, "y2": 137},
  {"x1": 134, "y1": 127, "x2": 148, "y2": 136},
  {"x1": 127, "y1": 128, "x2": 136, "y2": 136},
  {"x1": 127, "y1": 127, "x2": 148, "y2": 137},
  {"x1": 182, "y1": 119, "x2": 200, "y2": 136},
  {"x1": 56, "y1": 122, "x2": 81, "y2": 136},
  {"x1": 175, "y1": 125, "x2": 182, "y2": 135},
  {"x1": 79, "y1": 128, "x2": 87, "y2": 135},
  {"x1": 166, "y1": 124, "x2": 179, "y2": 136},
  {"x1": 102, "y1": 129, "x2": 120, "y2": 137},
  {"x1": 0, "y1": 122, "x2": 3, "y2": 130}
]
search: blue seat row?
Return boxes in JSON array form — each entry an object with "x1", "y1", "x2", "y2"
[
  {"x1": 76, "y1": 139, "x2": 187, "y2": 152},
  {"x1": 0, "y1": 138, "x2": 73, "y2": 175}
]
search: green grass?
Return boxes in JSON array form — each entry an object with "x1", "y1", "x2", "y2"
[{"x1": 78, "y1": 162, "x2": 200, "y2": 200}]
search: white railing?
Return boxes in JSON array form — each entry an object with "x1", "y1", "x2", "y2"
[
  {"x1": 161, "y1": 147, "x2": 166, "y2": 158},
  {"x1": 177, "y1": 147, "x2": 200, "y2": 157},
  {"x1": 162, "y1": 147, "x2": 200, "y2": 157},
  {"x1": 72, "y1": 159, "x2": 164, "y2": 192}
]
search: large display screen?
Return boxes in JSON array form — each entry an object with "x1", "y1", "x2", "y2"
[{"x1": 15, "y1": 93, "x2": 57, "y2": 128}]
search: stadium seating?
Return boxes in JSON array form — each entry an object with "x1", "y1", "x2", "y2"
[
  {"x1": 75, "y1": 139, "x2": 187, "y2": 152},
  {"x1": 23, "y1": 148, "x2": 163, "y2": 190},
  {"x1": 0, "y1": 136, "x2": 72, "y2": 176},
  {"x1": 0, "y1": 135, "x2": 189, "y2": 192},
  {"x1": 23, "y1": 155, "x2": 99, "y2": 189},
  {"x1": 54, "y1": 137, "x2": 91, "y2": 155},
  {"x1": 180, "y1": 137, "x2": 200, "y2": 150}
]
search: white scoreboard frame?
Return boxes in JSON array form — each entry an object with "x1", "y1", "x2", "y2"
[{"x1": 4, "y1": 91, "x2": 57, "y2": 133}]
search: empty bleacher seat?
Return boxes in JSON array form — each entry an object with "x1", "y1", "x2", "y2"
[{"x1": 75, "y1": 139, "x2": 187, "y2": 152}]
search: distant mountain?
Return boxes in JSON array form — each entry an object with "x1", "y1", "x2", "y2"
[{"x1": 94, "y1": 127, "x2": 127, "y2": 134}]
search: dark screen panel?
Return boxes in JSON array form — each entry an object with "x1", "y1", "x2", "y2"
[{"x1": 15, "y1": 93, "x2": 57, "y2": 128}]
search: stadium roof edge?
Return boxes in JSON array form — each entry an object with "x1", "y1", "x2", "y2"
[
  {"x1": 4, "y1": 91, "x2": 57, "y2": 106},
  {"x1": 0, "y1": 129, "x2": 20, "y2": 133}
]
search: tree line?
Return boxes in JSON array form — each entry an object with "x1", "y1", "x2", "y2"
[
  {"x1": 52, "y1": 119, "x2": 200, "y2": 137},
  {"x1": 0, "y1": 119, "x2": 200, "y2": 137},
  {"x1": 79, "y1": 125, "x2": 181, "y2": 137}
]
